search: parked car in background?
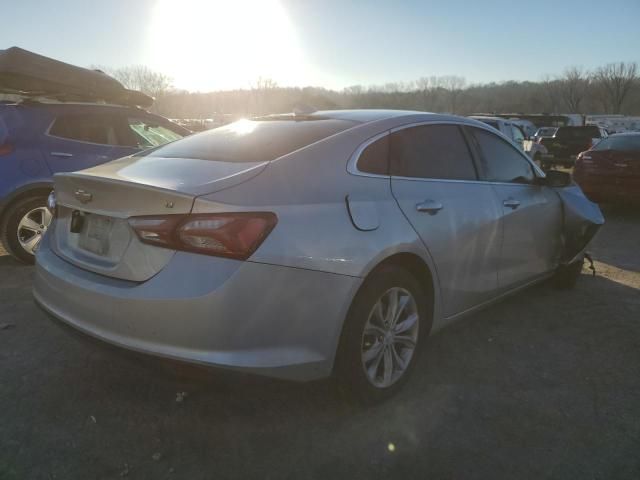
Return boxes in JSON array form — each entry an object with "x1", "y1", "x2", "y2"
[
  {"x1": 509, "y1": 118, "x2": 537, "y2": 138},
  {"x1": 34, "y1": 110, "x2": 603, "y2": 402},
  {"x1": 538, "y1": 126, "x2": 608, "y2": 169},
  {"x1": 469, "y1": 115, "x2": 548, "y2": 162},
  {"x1": 574, "y1": 132, "x2": 640, "y2": 204},
  {"x1": 0, "y1": 101, "x2": 189, "y2": 262},
  {"x1": 532, "y1": 127, "x2": 557, "y2": 142}
]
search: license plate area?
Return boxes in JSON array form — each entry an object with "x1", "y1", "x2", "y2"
[{"x1": 76, "y1": 212, "x2": 113, "y2": 256}]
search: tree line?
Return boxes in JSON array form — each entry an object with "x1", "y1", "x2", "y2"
[{"x1": 108, "y1": 62, "x2": 640, "y2": 119}]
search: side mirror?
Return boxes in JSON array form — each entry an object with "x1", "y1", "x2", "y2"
[{"x1": 543, "y1": 170, "x2": 572, "y2": 188}]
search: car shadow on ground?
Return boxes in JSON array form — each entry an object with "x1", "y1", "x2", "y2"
[
  {"x1": 8, "y1": 269, "x2": 637, "y2": 479},
  {"x1": 0, "y1": 254, "x2": 23, "y2": 268}
]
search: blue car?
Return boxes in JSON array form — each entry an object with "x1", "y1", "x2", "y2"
[{"x1": 0, "y1": 100, "x2": 188, "y2": 262}]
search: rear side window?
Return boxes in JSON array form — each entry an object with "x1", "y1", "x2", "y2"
[
  {"x1": 389, "y1": 124, "x2": 477, "y2": 180},
  {"x1": 145, "y1": 118, "x2": 356, "y2": 162},
  {"x1": 357, "y1": 135, "x2": 389, "y2": 175},
  {"x1": 49, "y1": 114, "x2": 118, "y2": 145},
  {"x1": 470, "y1": 127, "x2": 535, "y2": 184}
]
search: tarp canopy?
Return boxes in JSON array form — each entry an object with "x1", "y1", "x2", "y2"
[{"x1": 0, "y1": 47, "x2": 153, "y2": 108}]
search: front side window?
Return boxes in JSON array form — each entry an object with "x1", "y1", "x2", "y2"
[
  {"x1": 389, "y1": 124, "x2": 477, "y2": 180},
  {"x1": 122, "y1": 118, "x2": 184, "y2": 148},
  {"x1": 49, "y1": 114, "x2": 118, "y2": 145},
  {"x1": 470, "y1": 127, "x2": 535, "y2": 184}
]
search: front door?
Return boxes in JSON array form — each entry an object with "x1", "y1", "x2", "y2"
[
  {"x1": 389, "y1": 124, "x2": 502, "y2": 317},
  {"x1": 467, "y1": 126, "x2": 563, "y2": 289}
]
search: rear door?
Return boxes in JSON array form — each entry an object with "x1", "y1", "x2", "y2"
[
  {"x1": 44, "y1": 113, "x2": 119, "y2": 173},
  {"x1": 390, "y1": 123, "x2": 502, "y2": 317},
  {"x1": 467, "y1": 126, "x2": 563, "y2": 290}
]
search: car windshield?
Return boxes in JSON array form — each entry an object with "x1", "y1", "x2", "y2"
[
  {"x1": 593, "y1": 135, "x2": 640, "y2": 151},
  {"x1": 143, "y1": 118, "x2": 357, "y2": 162},
  {"x1": 128, "y1": 120, "x2": 183, "y2": 147}
]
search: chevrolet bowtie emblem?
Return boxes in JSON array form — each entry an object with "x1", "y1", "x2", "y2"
[{"x1": 74, "y1": 189, "x2": 93, "y2": 204}]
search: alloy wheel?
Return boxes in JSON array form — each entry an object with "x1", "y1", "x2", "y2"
[
  {"x1": 17, "y1": 206, "x2": 52, "y2": 255},
  {"x1": 361, "y1": 287, "x2": 419, "y2": 388}
]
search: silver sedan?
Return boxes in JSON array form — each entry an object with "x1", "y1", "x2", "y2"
[{"x1": 34, "y1": 110, "x2": 603, "y2": 401}]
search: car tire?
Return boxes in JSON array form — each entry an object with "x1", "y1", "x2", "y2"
[
  {"x1": 552, "y1": 258, "x2": 584, "y2": 290},
  {"x1": 1, "y1": 195, "x2": 52, "y2": 264},
  {"x1": 334, "y1": 265, "x2": 431, "y2": 403}
]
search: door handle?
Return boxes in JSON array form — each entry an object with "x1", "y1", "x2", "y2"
[
  {"x1": 503, "y1": 198, "x2": 521, "y2": 209},
  {"x1": 416, "y1": 200, "x2": 443, "y2": 214},
  {"x1": 50, "y1": 152, "x2": 73, "y2": 158}
]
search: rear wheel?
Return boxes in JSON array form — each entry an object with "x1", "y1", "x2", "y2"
[
  {"x1": 1, "y1": 196, "x2": 52, "y2": 264},
  {"x1": 335, "y1": 266, "x2": 430, "y2": 403}
]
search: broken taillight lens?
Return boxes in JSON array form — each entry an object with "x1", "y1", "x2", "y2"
[{"x1": 128, "y1": 212, "x2": 277, "y2": 260}]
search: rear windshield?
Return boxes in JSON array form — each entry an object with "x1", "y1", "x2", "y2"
[
  {"x1": 144, "y1": 118, "x2": 357, "y2": 162},
  {"x1": 593, "y1": 135, "x2": 640, "y2": 152},
  {"x1": 555, "y1": 126, "x2": 600, "y2": 139}
]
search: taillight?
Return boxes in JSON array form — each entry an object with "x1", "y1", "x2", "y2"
[
  {"x1": 128, "y1": 212, "x2": 277, "y2": 260},
  {"x1": 0, "y1": 143, "x2": 13, "y2": 155}
]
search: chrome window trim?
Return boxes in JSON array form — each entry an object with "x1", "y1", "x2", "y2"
[
  {"x1": 346, "y1": 130, "x2": 390, "y2": 178},
  {"x1": 348, "y1": 119, "x2": 545, "y2": 183}
]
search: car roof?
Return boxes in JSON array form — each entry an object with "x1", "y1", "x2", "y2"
[
  {"x1": 310, "y1": 109, "x2": 436, "y2": 123},
  {"x1": 609, "y1": 131, "x2": 640, "y2": 137},
  {"x1": 469, "y1": 115, "x2": 506, "y2": 123}
]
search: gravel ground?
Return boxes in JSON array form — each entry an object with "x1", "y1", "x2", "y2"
[{"x1": 0, "y1": 206, "x2": 639, "y2": 480}]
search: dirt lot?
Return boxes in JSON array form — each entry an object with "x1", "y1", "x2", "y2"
[{"x1": 1, "y1": 206, "x2": 639, "y2": 480}]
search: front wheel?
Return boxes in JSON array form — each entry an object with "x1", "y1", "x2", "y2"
[
  {"x1": 552, "y1": 258, "x2": 584, "y2": 289},
  {"x1": 1, "y1": 196, "x2": 53, "y2": 264},
  {"x1": 335, "y1": 266, "x2": 430, "y2": 403}
]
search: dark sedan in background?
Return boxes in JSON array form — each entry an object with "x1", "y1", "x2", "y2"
[{"x1": 574, "y1": 132, "x2": 640, "y2": 204}]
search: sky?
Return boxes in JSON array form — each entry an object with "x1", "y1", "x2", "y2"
[{"x1": 2, "y1": 0, "x2": 639, "y2": 92}]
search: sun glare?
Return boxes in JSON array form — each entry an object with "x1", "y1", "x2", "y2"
[{"x1": 147, "y1": 0, "x2": 308, "y2": 91}]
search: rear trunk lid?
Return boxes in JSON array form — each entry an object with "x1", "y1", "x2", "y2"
[
  {"x1": 50, "y1": 156, "x2": 268, "y2": 281},
  {"x1": 577, "y1": 149, "x2": 640, "y2": 179}
]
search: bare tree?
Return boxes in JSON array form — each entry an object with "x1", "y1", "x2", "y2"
[
  {"x1": 250, "y1": 77, "x2": 279, "y2": 115},
  {"x1": 415, "y1": 76, "x2": 442, "y2": 111},
  {"x1": 441, "y1": 75, "x2": 466, "y2": 113},
  {"x1": 540, "y1": 75, "x2": 563, "y2": 112},
  {"x1": 108, "y1": 65, "x2": 173, "y2": 100},
  {"x1": 559, "y1": 66, "x2": 590, "y2": 113},
  {"x1": 593, "y1": 62, "x2": 638, "y2": 114}
]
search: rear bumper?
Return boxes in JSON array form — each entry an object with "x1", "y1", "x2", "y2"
[
  {"x1": 34, "y1": 233, "x2": 361, "y2": 381},
  {"x1": 574, "y1": 177, "x2": 640, "y2": 204}
]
